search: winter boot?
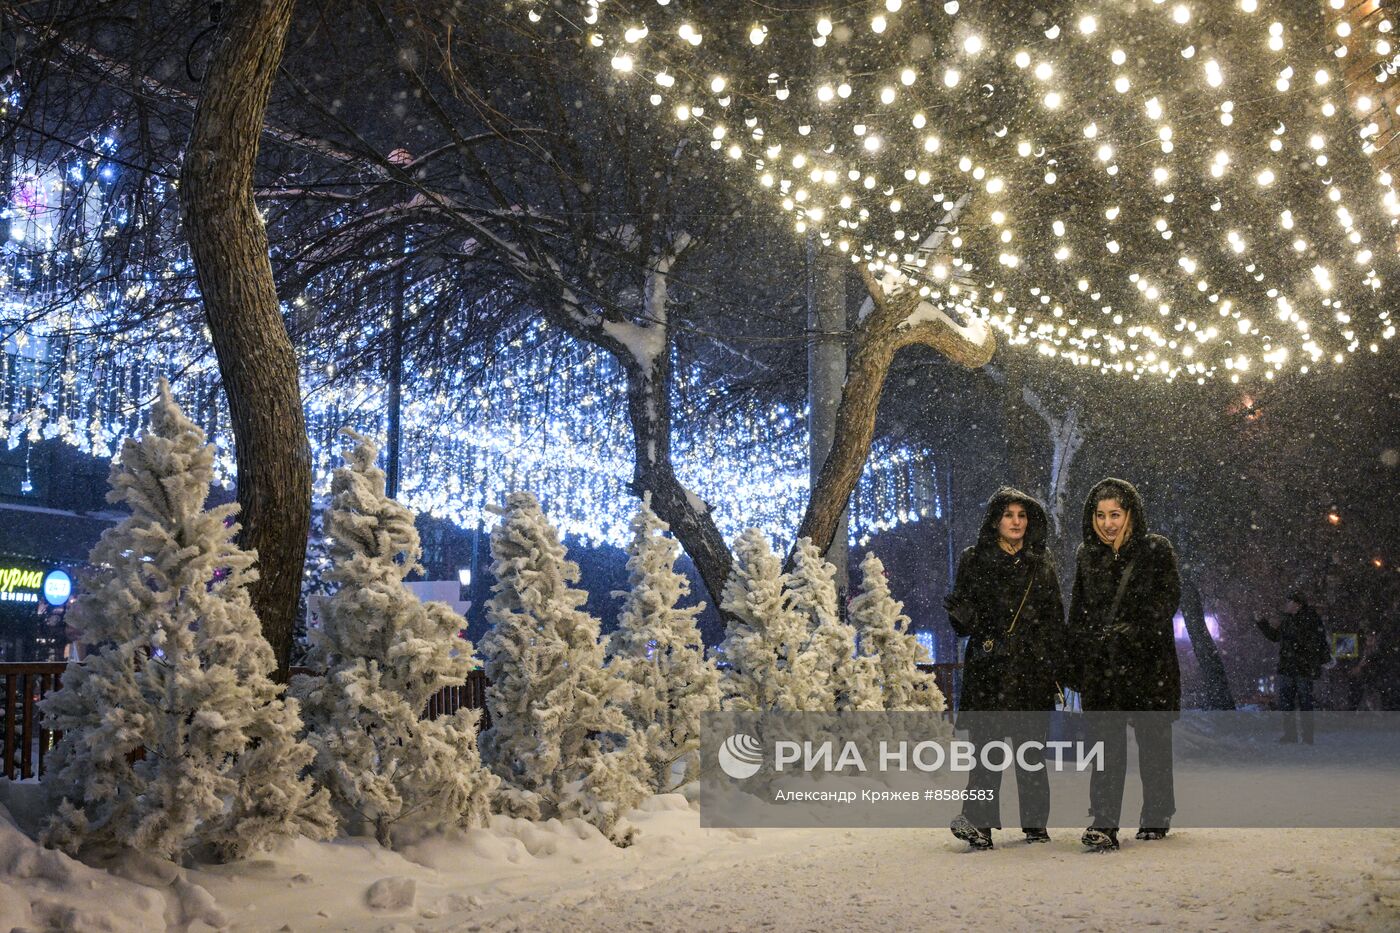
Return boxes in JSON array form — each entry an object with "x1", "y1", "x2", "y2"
[
  {"x1": 950, "y1": 814, "x2": 994, "y2": 850},
  {"x1": 1135, "y1": 827, "x2": 1169, "y2": 841},
  {"x1": 1024, "y1": 828, "x2": 1051, "y2": 844},
  {"x1": 1081, "y1": 826, "x2": 1119, "y2": 851}
]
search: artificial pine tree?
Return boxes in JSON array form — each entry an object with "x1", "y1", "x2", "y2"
[
  {"x1": 479, "y1": 492, "x2": 648, "y2": 843},
  {"x1": 849, "y1": 552, "x2": 948, "y2": 713},
  {"x1": 787, "y1": 537, "x2": 882, "y2": 712},
  {"x1": 718, "y1": 529, "x2": 824, "y2": 712},
  {"x1": 608, "y1": 498, "x2": 720, "y2": 792},
  {"x1": 292, "y1": 431, "x2": 497, "y2": 848},
  {"x1": 39, "y1": 380, "x2": 334, "y2": 861}
]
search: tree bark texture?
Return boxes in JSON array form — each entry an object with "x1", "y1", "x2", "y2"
[
  {"x1": 792, "y1": 265, "x2": 995, "y2": 563},
  {"x1": 621, "y1": 329, "x2": 734, "y2": 644},
  {"x1": 179, "y1": 0, "x2": 306, "y2": 681},
  {"x1": 806, "y1": 237, "x2": 849, "y2": 595}
]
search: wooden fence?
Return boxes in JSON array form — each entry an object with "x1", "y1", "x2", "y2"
[{"x1": 1, "y1": 661, "x2": 959, "y2": 782}]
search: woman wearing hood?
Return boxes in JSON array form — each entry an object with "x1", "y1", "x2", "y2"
[
  {"x1": 1066, "y1": 478, "x2": 1182, "y2": 852},
  {"x1": 943, "y1": 486, "x2": 1066, "y2": 850}
]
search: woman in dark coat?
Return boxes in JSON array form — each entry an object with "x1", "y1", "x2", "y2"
[
  {"x1": 943, "y1": 486, "x2": 1065, "y2": 850},
  {"x1": 1065, "y1": 477, "x2": 1181, "y2": 851}
]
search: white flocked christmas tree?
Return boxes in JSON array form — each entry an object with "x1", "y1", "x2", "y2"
[
  {"x1": 292, "y1": 431, "x2": 497, "y2": 848},
  {"x1": 849, "y1": 552, "x2": 947, "y2": 713},
  {"x1": 787, "y1": 537, "x2": 883, "y2": 712},
  {"x1": 608, "y1": 497, "x2": 720, "y2": 792},
  {"x1": 39, "y1": 380, "x2": 335, "y2": 861},
  {"x1": 718, "y1": 529, "x2": 825, "y2": 712},
  {"x1": 479, "y1": 492, "x2": 648, "y2": 843}
]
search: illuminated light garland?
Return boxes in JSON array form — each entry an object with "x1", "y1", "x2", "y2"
[
  {"x1": 0, "y1": 126, "x2": 948, "y2": 547},
  {"x1": 531, "y1": 0, "x2": 1400, "y2": 385},
  {"x1": 0, "y1": 143, "x2": 944, "y2": 548},
  {"x1": 0, "y1": 317, "x2": 944, "y2": 548}
]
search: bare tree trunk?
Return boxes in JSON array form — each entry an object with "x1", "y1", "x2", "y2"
[
  {"x1": 622, "y1": 342, "x2": 734, "y2": 631},
  {"x1": 793, "y1": 265, "x2": 994, "y2": 562},
  {"x1": 998, "y1": 359, "x2": 1043, "y2": 500},
  {"x1": 1180, "y1": 566, "x2": 1237, "y2": 710},
  {"x1": 1021, "y1": 389, "x2": 1084, "y2": 544},
  {"x1": 806, "y1": 236, "x2": 849, "y2": 597},
  {"x1": 179, "y1": 0, "x2": 306, "y2": 681}
]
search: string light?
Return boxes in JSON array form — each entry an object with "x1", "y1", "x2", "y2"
[{"x1": 529, "y1": 0, "x2": 1398, "y2": 384}]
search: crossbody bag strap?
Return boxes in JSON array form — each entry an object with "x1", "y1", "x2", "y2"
[
  {"x1": 1106, "y1": 557, "x2": 1138, "y2": 628},
  {"x1": 1004, "y1": 558, "x2": 1038, "y2": 636}
]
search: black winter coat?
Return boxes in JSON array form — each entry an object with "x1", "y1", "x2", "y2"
[
  {"x1": 948, "y1": 487, "x2": 1067, "y2": 712},
  {"x1": 1257, "y1": 605, "x2": 1330, "y2": 678},
  {"x1": 1066, "y1": 478, "x2": 1183, "y2": 713}
]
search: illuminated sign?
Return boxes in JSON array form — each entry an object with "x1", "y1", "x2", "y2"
[
  {"x1": 0, "y1": 566, "x2": 72, "y2": 605},
  {"x1": 42, "y1": 569, "x2": 73, "y2": 607},
  {"x1": 0, "y1": 566, "x2": 43, "y2": 603}
]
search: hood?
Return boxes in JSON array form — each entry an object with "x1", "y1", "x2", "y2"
[
  {"x1": 1081, "y1": 477, "x2": 1150, "y2": 545},
  {"x1": 977, "y1": 485, "x2": 1051, "y2": 553}
]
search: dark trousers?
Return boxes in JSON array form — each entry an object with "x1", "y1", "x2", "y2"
[
  {"x1": 1277, "y1": 674, "x2": 1316, "y2": 741},
  {"x1": 961, "y1": 711, "x2": 1051, "y2": 831},
  {"x1": 1088, "y1": 713, "x2": 1175, "y2": 829}
]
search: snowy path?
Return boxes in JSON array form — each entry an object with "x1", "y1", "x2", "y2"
[
  {"x1": 6, "y1": 786, "x2": 1400, "y2": 931},
  {"x1": 479, "y1": 826, "x2": 1400, "y2": 933}
]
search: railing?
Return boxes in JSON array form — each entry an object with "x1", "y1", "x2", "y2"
[
  {"x1": 1, "y1": 663, "x2": 491, "y2": 781},
  {"x1": 0, "y1": 664, "x2": 63, "y2": 782},
  {"x1": 3, "y1": 661, "x2": 960, "y2": 782},
  {"x1": 923, "y1": 662, "x2": 959, "y2": 708}
]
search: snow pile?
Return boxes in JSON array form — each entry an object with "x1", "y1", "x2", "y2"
[
  {"x1": 608, "y1": 498, "x2": 721, "y2": 792},
  {"x1": 293, "y1": 431, "x2": 496, "y2": 848},
  {"x1": 479, "y1": 492, "x2": 649, "y2": 843},
  {"x1": 5, "y1": 778, "x2": 1396, "y2": 932},
  {"x1": 0, "y1": 787, "x2": 224, "y2": 931},
  {"x1": 37, "y1": 380, "x2": 332, "y2": 863}
]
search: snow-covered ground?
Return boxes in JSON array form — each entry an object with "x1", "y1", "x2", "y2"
[{"x1": 4, "y1": 781, "x2": 1399, "y2": 932}]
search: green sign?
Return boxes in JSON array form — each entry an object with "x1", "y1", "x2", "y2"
[{"x1": 0, "y1": 566, "x2": 46, "y2": 604}]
